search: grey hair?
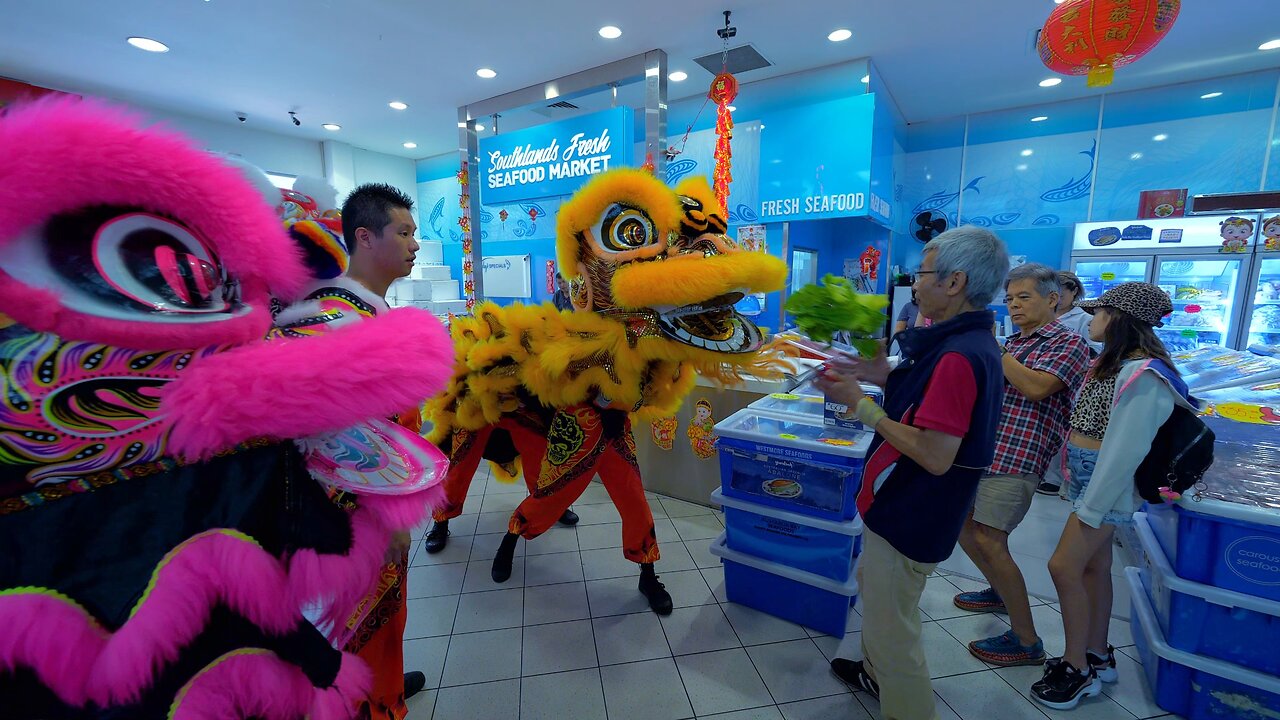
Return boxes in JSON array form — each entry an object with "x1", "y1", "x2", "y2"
[
  {"x1": 922, "y1": 226, "x2": 1011, "y2": 307},
  {"x1": 1006, "y1": 262, "x2": 1061, "y2": 299}
]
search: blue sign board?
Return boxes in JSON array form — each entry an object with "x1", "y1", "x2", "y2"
[
  {"x1": 757, "y1": 94, "x2": 876, "y2": 223},
  {"x1": 479, "y1": 107, "x2": 634, "y2": 204}
]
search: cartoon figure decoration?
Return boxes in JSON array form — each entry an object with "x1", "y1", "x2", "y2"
[
  {"x1": 650, "y1": 415, "x2": 678, "y2": 450},
  {"x1": 687, "y1": 399, "x2": 718, "y2": 459},
  {"x1": 1262, "y1": 215, "x2": 1280, "y2": 252},
  {"x1": 1219, "y1": 216, "x2": 1254, "y2": 253},
  {"x1": 0, "y1": 99, "x2": 455, "y2": 718}
]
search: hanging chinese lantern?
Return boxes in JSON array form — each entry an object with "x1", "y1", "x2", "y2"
[
  {"x1": 1039, "y1": 0, "x2": 1180, "y2": 88},
  {"x1": 709, "y1": 72, "x2": 737, "y2": 213}
]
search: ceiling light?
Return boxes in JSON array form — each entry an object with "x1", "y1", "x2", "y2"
[
  {"x1": 1031, "y1": 116, "x2": 1049, "y2": 122},
  {"x1": 457, "y1": 122, "x2": 467, "y2": 128},
  {"x1": 389, "y1": 101, "x2": 408, "y2": 110},
  {"x1": 1130, "y1": 152, "x2": 1143, "y2": 160},
  {"x1": 1054, "y1": 0, "x2": 1066, "y2": 4},
  {"x1": 598, "y1": 26, "x2": 622, "y2": 39},
  {"x1": 861, "y1": 75, "x2": 870, "y2": 84},
  {"x1": 1039, "y1": 77, "x2": 1062, "y2": 87},
  {"x1": 322, "y1": 123, "x2": 341, "y2": 131},
  {"x1": 127, "y1": 37, "x2": 169, "y2": 52},
  {"x1": 476, "y1": 68, "x2": 497, "y2": 79},
  {"x1": 828, "y1": 29, "x2": 852, "y2": 42},
  {"x1": 403, "y1": 142, "x2": 417, "y2": 149},
  {"x1": 1016, "y1": 164, "x2": 1029, "y2": 171},
  {"x1": 1021, "y1": 149, "x2": 1034, "y2": 156},
  {"x1": 1153, "y1": 133, "x2": 1168, "y2": 141},
  {"x1": 669, "y1": 71, "x2": 688, "y2": 82},
  {"x1": 727, "y1": 105, "x2": 736, "y2": 112},
  {"x1": 1260, "y1": 39, "x2": 1280, "y2": 51},
  {"x1": 475, "y1": 124, "x2": 486, "y2": 132},
  {"x1": 1200, "y1": 92, "x2": 1222, "y2": 99}
]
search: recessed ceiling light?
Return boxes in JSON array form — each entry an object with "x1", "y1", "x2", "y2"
[
  {"x1": 727, "y1": 105, "x2": 736, "y2": 112},
  {"x1": 828, "y1": 29, "x2": 852, "y2": 42},
  {"x1": 1130, "y1": 152, "x2": 1143, "y2": 160},
  {"x1": 475, "y1": 124, "x2": 486, "y2": 132},
  {"x1": 403, "y1": 142, "x2": 417, "y2": 149},
  {"x1": 599, "y1": 25, "x2": 622, "y2": 39},
  {"x1": 1039, "y1": 77, "x2": 1062, "y2": 87},
  {"x1": 1200, "y1": 92, "x2": 1222, "y2": 99},
  {"x1": 1016, "y1": 164, "x2": 1029, "y2": 171},
  {"x1": 389, "y1": 101, "x2": 408, "y2": 110},
  {"x1": 322, "y1": 123, "x2": 341, "y2": 131},
  {"x1": 476, "y1": 68, "x2": 497, "y2": 79},
  {"x1": 1031, "y1": 116, "x2": 1049, "y2": 122},
  {"x1": 669, "y1": 70, "x2": 688, "y2": 82},
  {"x1": 1021, "y1": 149, "x2": 1034, "y2": 157},
  {"x1": 1153, "y1": 133, "x2": 1168, "y2": 141},
  {"x1": 1259, "y1": 39, "x2": 1280, "y2": 51},
  {"x1": 127, "y1": 37, "x2": 169, "y2": 52},
  {"x1": 861, "y1": 75, "x2": 870, "y2": 84}
]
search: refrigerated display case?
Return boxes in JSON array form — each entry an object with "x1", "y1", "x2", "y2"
[
  {"x1": 1155, "y1": 257, "x2": 1247, "y2": 351},
  {"x1": 1244, "y1": 254, "x2": 1280, "y2": 350},
  {"x1": 1071, "y1": 258, "x2": 1151, "y2": 300}
]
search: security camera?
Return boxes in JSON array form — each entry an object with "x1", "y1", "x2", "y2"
[
  {"x1": 288, "y1": 111, "x2": 301, "y2": 127},
  {"x1": 235, "y1": 112, "x2": 247, "y2": 123}
]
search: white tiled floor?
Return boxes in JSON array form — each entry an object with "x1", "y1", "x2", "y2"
[{"x1": 403, "y1": 467, "x2": 1179, "y2": 720}]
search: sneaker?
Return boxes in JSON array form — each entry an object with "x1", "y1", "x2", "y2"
[
  {"x1": 558, "y1": 508, "x2": 580, "y2": 526},
  {"x1": 1088, "y1": 646, "x2": 1119, "y2": 683},
  {"x1": 954, "y1": 587, "x2": 1007, "y2": 614},
  {"x1": 1036, "y1": 480, "x2": 1062, "y2": 496},
  {"x1": 830, "y1": 658, "x2": 879, "y2": 699},
  {"x1": 1032, "y1": 659, "x2": 1102, "y2": 710},
  {"x1": 968, "y1": 630, "x2": 1046, "y2": 666},
  {"x1": 424, "y1": 520, "x2": 450, "y2": 554},
  {"x1": 404, "y1": 671, "x2": 427, "y2": 700},
  {"x1": 638, "y1": 563, "x2": 673, "y2": 615}
]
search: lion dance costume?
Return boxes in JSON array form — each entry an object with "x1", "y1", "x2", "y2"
[
  {"x1": 425, "y1": 168, "x2": 786, "y2": 612},
  {"x1": 0, "y1": 99, "x2": 453, "y2": 719}
]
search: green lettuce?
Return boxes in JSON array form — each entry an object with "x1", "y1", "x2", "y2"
[{"x1": 784, "y1": 274, "x2": 889, "y2": 356}]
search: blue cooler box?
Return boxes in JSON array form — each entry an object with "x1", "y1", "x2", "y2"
[
  {"x1": 714, "y1": 409, "x2": 871, "y2": 521},
  {"x1": 1135, "y1": 512, "x2": 1280, "y2": 675},
  {"x1": 713, "y1": 488, "x2": 862, "y2": 582},
  {"x1": 1144, "y1": 499, "x2": 1280, "y2": 602},
  {"x1": 748, "y1": 392, "x2": 826, "y2": 420},
  {"x1": 1127, "y1": 567, "x2": 1280, "y2": 720},
  {"x1": 710, "y1": 533, "x2": 858, "y2": 637}
]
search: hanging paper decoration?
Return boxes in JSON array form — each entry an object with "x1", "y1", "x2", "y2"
[
  {"x1": 528, "y1": 206, "x2": 539, "y2": 222},
  {"x1": 458, "y1": 164, "x2": 476, "y2": 312},
  {"x1": 650, "y1": 416, "x2": 677, "y2": 451},
  {"x1": 708, "y1": 72, "x2": 737, "y2": 213},
  {"x1": 686, "y1": 399, "x2": 718, "y2": 460},
  {"x1": 499, "y1": 208, "x2": 509, "y2": 223},
  {"x1": 641, "y1": 151, "x2": 656, "y2": 175},
  {"x1": 859, "y1": 246, "x2": 882, "y2": 280},
  {"x1": 1038, "y1": 0, "x2": 1180, "y2": 88}
]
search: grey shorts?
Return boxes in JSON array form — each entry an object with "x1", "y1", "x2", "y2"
[{"x1": 972, "y1": 472, "x2": 1041, "y2": 533}]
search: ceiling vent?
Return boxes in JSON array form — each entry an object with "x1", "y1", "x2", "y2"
[
  {"x1": 547, "y1": 100, "x2": 579, "y2": 110},
  {"x1": 693, "y1": 44, "x2": 771, "y2": 76}
]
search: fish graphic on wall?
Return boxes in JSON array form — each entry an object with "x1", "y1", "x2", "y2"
[
  {"x1": 911, "y1": 177, "x2": 984, "y2": 215},
  {"x1": 665, "y1": 158, "x2": 699, "y2": 184},
  {"x1": 428, "y1": 197, "x2": 446, "y2": 238},
  {"x1": 1040, "y1": 140, "x2": 1096, "y2": 203}
]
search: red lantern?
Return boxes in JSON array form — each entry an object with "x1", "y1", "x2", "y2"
[
  {"x1": 1039, "y1": 0, "x2": 1180, "y2": 88},
  {"x1": 708, "y1": 72, "x2": 738, "y2": 214}
]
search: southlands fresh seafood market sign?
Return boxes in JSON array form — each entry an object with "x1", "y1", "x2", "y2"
[{"x1": 479, "y1": 107, "x2": 634, "y2": 204}]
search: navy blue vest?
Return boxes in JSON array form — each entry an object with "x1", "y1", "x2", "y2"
[{"x1": 862, "y1": 310, "x2": 1004, "y2": 563}]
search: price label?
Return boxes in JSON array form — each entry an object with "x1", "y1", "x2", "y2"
[
  {"x1": 1181, "y1": 330, "x2": 1198, "y2": 338},
  {"x1": 769, "y1": 393, "x2": 800, "y2": 400},
  {"x1": 1100, "y1": 272, "x2": 1116, "y2": 281},
  {"x1": 778, "y1": 433, "x2": 800, "y2": 440},
  {"x1": 819, "y1": 438, "x2": 854, "y2": 447}
]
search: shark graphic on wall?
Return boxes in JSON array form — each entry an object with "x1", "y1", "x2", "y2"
[
  {"x1": 912, "y1": 177, "x2": 984, "y2": 215},
  {"x1": 1040, "y1": 140, "x2": 1096, "y2": 203}
]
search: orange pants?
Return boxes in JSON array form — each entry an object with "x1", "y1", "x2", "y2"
[
  {"x1": 430, "y1": 425, "x2": 491, "y2": 523},
  {"x1": 348, "y1": 557, "x2": 408, "y2": 720}
]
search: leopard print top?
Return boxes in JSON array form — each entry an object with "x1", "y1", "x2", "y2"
[{"x1": 1070, "y1": 374, "x2": 1118, "y2": 440}]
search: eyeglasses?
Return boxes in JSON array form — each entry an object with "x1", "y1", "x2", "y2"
[{"x1": 914, "y1": 269, "x2": 939, "y2": 276}]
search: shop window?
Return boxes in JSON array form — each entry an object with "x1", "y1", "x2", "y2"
[{"x1": 791, "y1": 248, "x2": 818, "y2": 293}]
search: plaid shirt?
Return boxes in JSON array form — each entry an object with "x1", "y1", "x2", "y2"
[{"x1": 989, "y1": 320, "x2": 1090, "y2": 477}]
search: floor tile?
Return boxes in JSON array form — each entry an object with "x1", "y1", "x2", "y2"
[
  {"x1": 522, "y1": 618, "x2": 598, "y2": 676},
  {"x1": 453, "y1": 587, "x2": 524, "y2": 634},
  {"x1": 747, "y1": 639, "x2": 850, "y2": 704},
  {"x1": 469, "y1": 531, "x2": 527, "y2": 563},
  {"x1": 1101, "y1": 649, "x2": 1166, "y2": 718},
  {"x1": 933, "y1": 669, "x2": 1052, "y2": 720},
  {"x1": 593, "y1": 611, "x2": 672, "y2": 665},
  {"x1": 461, "y1": 556, "x2": 525, "y2": 594},
  {"x1": 703, "y1": 566, "x2": 728, "y2": 603},
  {"x1": 654, "y1": 541, "x2": 699, "y2": 573},
  {"x1": 660, "y1": 604, "x2": 742, "y2": 656},
  {"x1": 575, "y1": 483, "x2": 616, "y2": 506},
  {"x1": 996, "y1": 665, "x2": 1138, "y2": 720},
  {"x1": 780, "y1": 694, "x2": 872, "y2": 720},
  {"x1": 919, "y1": 622, "x2": 991, "y2": 678},
  {"x1": 687, "y1": 538, "x2": 722, "y2": 569},
  {"x1": 427, "y1": 512, "x2": 478, "y2": 539},
  {"x1": 404, "y1": 595, "x2": 460, "y2": 640},
  {"x1": 663, "y1": 568, "x2": 716, "y2": 608},
  {"x1": 479, "y1": 492, "x2": 524, "y2": 515},
  {"x1": 432, "y1": 678, "x2": 520, "y2": 720},
  {"x1": 410, "y1": 535, "x2": 474, "y2": 567},
  {"x1": 524, "y1": 527, "x2": 580, "y2": 556},
  {"x1": 1109, "y1": 616, "x2": 1135, "y2": 649},
  {"x1": 524, "y1": 551, "x2": 587, "y2": 586},
  {"x1": 702, "y1": 707, "x2": 786, "y2": 720},
  {"x1": 585, "y1": 576, "x2": 652, "y2": 617},
  {"x1": 662, "y1": 496, "x2": 716, "y2": 518},
  {"x1": 673, "y1": 514, "x2": 726, "y2": 542},
  {"x1": 856, "y1": 690, "x2": 962, "y2": 720},
  {"x1": 1117, "y1": 645, "x2": 1142, "y2": 665},
  {"x1": 601, "y1": 658, "x2": 694, "y2": 720},
  {"x1": 524, "y1": 581, "x2": 591, "y2": 626},
  {"x1": 722, "y1": 602, "x2": 810, "y2": 646},
  {"x1": 402, "y1": 635, "x2": 450, "y2": 690},
  {"x1": 580, "y1": 547, "x2": 638, "y2": 580},
  {"x1": 676, "y1": 648, "x2": 775, "y2": 717},
  {"x1": 1028, "y1": 603, "x2": 1068, "y2": 658},
  {"x1": 440, "y1": 627, "x2": 523, "y2": 686},
  {"x1": 484, "y1": 477, "x2": 528, "y2": 495},
  {"x1": 404, "y1": 688, "x2": 436, "y2": 720},
  {"x1": 575, "y1": 502, "x2": 624, "y2": 526},
  {"x1": 520, "y1": 668, "x2": 608, "y2": 720},
  {"x1": 576, "y1": 522, "x2": 625, "y2": 551},
  {"x1": 406, "y1": 563, "x2": 467, "y2": 599},
  {"x1": 475, "y1": 510, "x2": 516, "y2": 535},
  {"x1": 806, "y1": 607, "x2": 861, "y2": 640}
]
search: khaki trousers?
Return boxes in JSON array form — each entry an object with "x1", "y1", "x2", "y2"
[{"x1": 859, "y1": 528, "x2": 940, "y2": 720}]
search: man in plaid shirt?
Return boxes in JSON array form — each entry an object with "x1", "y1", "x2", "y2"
[{"x1": 954, "y1": 263, "x2": 1090, "y2": 667}]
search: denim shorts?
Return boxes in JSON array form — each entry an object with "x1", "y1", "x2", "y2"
[{"x1": 1066, "y1": 444, "x2": 1135, "y2": 526}]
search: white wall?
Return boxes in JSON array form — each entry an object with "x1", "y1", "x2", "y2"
[
  {"x1": 352, "y1": 147, "x2": 417, "y2": 208},
  {"x1": 145, "y1": 108, "x2": 326, "y2": 178}
]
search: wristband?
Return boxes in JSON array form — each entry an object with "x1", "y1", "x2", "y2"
[{"x1": 856, "y1": 397, "x2": 887, "y2": 428}]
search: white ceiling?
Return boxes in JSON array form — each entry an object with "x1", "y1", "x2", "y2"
[{"x1": 4, "y1": 0, "x2": 1279, "y2": 160}]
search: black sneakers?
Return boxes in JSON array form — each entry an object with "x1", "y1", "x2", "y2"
[
  {"x1": 558, "y1": 508, "x2": 580, "y2": 526},
  {"x1": 1036, "y1": 480, "x2": 1062, "y2": 496},
  {"x1": 424, "y1": 520, "x2": 450, "y2": 554},
  {"x1": 638, "y1": 563, "x2": 673, "y2": 615},
  {"x1": 1088, "y1": 645, "x2": 1119, "y2": 683},
  {"x1": 830, "y1": 659, "x2": 880, "y2": 699},
  {"x1": 1031, "y1": 658, "x2": 1102, "y2": 710}
]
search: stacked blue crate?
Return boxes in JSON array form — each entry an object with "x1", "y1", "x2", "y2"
[{"x1": 709, "y1": 404, "x2": 870, "y2": 637}]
